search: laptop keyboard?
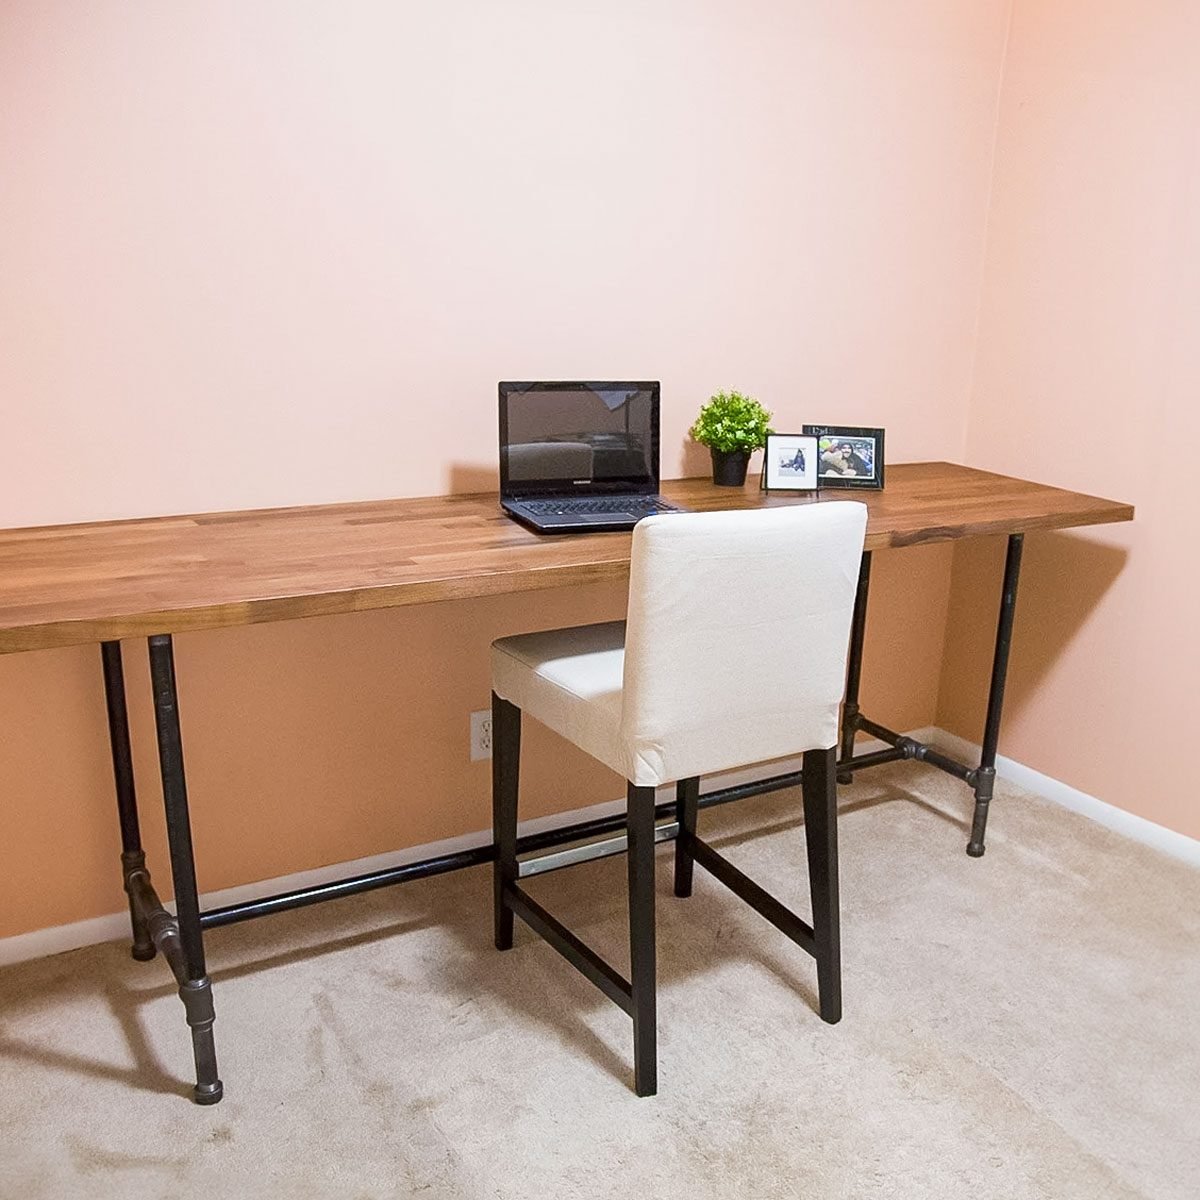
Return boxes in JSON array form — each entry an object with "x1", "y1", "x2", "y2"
[{"x1": 523, "y1": 497, "x2": 683, "y2": 517}]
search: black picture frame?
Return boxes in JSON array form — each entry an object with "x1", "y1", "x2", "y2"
[
  {"x1": 803, "y1": 425, "x2": 886, "y2": 490},
  {"x1": 760, "y1": 433, "x2": 819, "y2": 492}
]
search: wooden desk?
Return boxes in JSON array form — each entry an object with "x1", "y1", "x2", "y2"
[
  {"x1": 0, "y1": 462, "x2": 1130, "y2": 654},
  {"x1": 0, "y1": 463, "x2": 1134, "y2": 1104}
]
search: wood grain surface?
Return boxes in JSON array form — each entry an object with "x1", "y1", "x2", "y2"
[{"x1": 0, "y1": 463, "x2": 1133, "y2": 654}]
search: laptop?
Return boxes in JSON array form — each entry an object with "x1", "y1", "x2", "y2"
[{"x1": 499, "y1": 381, "x2": 686, "y2": 534}]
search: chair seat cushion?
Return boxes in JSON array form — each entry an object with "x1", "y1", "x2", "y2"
[
  {"x1": 492, "y1": 617, "x2": 842, "y2": 788},
  {"x1": 492, "y1": 621, "x2": 633, "y2": 781}
]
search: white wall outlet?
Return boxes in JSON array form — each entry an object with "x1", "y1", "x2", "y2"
[{"x1": 470, "y1": 709, "x2": 493, "y2": 761}]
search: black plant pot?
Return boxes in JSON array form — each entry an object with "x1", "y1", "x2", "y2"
[{"x1": 710, "y1": 448, "x2": 751, "y2": 487}]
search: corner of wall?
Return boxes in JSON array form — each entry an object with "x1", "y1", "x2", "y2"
[{"x1": 931, "y1": 0, "x2": 1017, "y2": 739}]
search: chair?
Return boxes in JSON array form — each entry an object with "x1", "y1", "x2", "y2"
[{"x1": 490, "y1": 501, "x2": 868, "y2": 1095}]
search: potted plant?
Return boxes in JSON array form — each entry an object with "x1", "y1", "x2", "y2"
[{"x1": 689, "y1": 390, "x2": 773, "y2": 486}]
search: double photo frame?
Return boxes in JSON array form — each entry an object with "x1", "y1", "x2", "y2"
[{"x1": 761, "y1": 425, "x2": 885, "y2": 493}]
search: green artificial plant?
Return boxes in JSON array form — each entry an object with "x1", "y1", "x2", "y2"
[{"x1": 689, "y1": 391, "x2": 773, "y2": 454}]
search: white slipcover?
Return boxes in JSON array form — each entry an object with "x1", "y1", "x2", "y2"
[{"x1": 492, "y1": 501, "x2": 868, "y2": 787}]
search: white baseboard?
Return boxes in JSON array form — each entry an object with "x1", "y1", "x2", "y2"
[
  {"x1": 0, "y1": 912, "x2": 138, "y2": 971},
  {"x1": 0, "y1": 751, "x2": 827, "y2": 969},
  {"x1": 12, "y1": 730, "x2": 1190, "y2": 969},
  {"x1": 926, "y1": 727, "x2": 1200, "y2": 869}
]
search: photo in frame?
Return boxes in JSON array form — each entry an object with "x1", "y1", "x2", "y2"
[
  {"x1": 803, "y1": 425, "x2": 885, "y2": 490},
  {"x1": 761, "y1": 433, "x2": 819, "y2": 492}
]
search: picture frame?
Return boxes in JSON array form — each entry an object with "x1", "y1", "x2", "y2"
[
  {"x1": 761, "y1": 433, "x2": 819, "y2": 492},
  {"x1": 803, "y1": 425, "x2": 885, "y2": 490}
]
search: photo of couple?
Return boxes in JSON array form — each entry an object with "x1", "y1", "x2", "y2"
[
  {"x1": 818, "y1": 437, "x2": 875, "y2": 480},
  {"x1": 802, "y1": 425, "x2": 885, "y2": 490}
]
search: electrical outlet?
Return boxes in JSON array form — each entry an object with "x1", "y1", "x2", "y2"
[{"x1": 470, "y1": 709, "x2": 493, "y2": 761}]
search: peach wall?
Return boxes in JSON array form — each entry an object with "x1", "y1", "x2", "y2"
[
  {"x1": 939, "y1": 0, "x2": 1199, "y2": 838},
  {"x1": 0, "y1": 3, "x2": 1010, "y2": 938}
]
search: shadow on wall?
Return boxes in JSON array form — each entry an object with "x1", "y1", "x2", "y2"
[
  {"x1": 446, "y1": 464, "x2": 499, "y2": 495},
  {"x1": 679, "y1": 437, "x2": 709, "y2": 479},
  {"x1": 448, "y1": 445, "x2": 720, "y2": 494},
  {"x1": 936, "y1": 530, "x2": 1130, "y2": 742}
]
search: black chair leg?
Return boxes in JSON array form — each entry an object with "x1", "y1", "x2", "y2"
[
  {"x1": 673, "y1": 776, "x2": 699, "y2": 898},
  {"x1": 802, "y1": 746, "x2": 842, "y2": 1024},
  {"x1": 492, "y1": 693, "x2": 521, "y2": 951},
  {"x1": 627, "y1": 783, "x2": 658, "y2": 1097}
]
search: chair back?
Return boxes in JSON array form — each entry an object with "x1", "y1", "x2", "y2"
[{"x1": 620, "y1": 501, "x2": 868, "y2": 783}]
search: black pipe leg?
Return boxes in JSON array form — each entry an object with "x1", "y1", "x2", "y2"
[
  {"x1": 491, "y1": 693, "x2": 520, "y2": 951},
  {"x1": 627, "y1": 783, "x2": 658, "y2": 1097},
  {"x1": 147, "y1": 635, "x2": 223, "y2": 1106},
  {"x1": 802, "y1": 746, "x2": 841, "y2": 1024},
  {"x1": 101, "y1": 641, "x2": 155, "y2": 962},
  {"x1": 673, "y1": 777, "x2": 699, "y2": 898},
  {"x1": 838, "y1": 552, "x2": 872, "y2": 785},
  {"x1": 967, "y1": 534, "x2": 1024, "y2": 858}
]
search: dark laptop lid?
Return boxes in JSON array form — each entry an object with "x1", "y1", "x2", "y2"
[{"x1": 499, "y1": 381, "x2": 661, "y2": 499}]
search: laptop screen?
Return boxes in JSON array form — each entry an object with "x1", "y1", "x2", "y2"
[{"x1": 499, "y1": 381, "x2": 660, "y2": 497}]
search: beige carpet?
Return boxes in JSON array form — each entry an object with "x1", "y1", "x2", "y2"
[{"x1": 1, "y1": 763, "x2": 1197, "y2": 1200}]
